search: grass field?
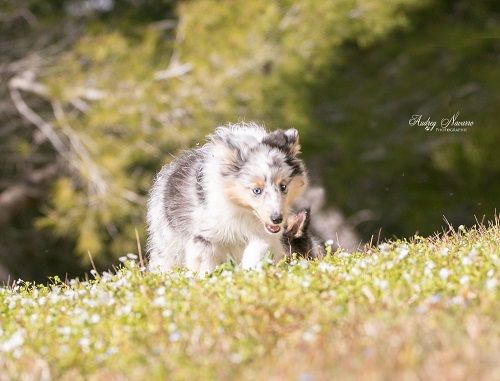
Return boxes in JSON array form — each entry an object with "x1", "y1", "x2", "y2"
[{"x1": 1, "y1": 220, "x2": 499, "y2": 380}]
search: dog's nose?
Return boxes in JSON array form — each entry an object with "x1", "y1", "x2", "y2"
[{"x1": 271, "y1": 212, "x2": 283, "y2": 224}]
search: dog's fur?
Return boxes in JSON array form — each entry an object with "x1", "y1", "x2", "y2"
[
  {"x1": 282, "y1": 208, "x2": 324, "y2": 259},
  {"x1": 147, "y1": 122, "x2": 308, "y2": 273}
]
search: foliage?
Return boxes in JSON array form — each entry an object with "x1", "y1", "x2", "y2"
[
  {"x1": 33, "y1": 0, "x2": 432, "y2": 262},
  {"x1": 0, "y1": 0, "x2": 499, "y2": 280},
  {"x1": 0, "y1": 223, "x2": 499, "y2": 379}
]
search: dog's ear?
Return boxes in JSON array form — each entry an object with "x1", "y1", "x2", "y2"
[
  {"x1": 286, "y1": 208, "x2": 311, "y2": 238},
  {"x1": 263, "y1": 128, "x2": 301, "y2": 156},
  {"x1": 284, "y1": 128, "x2": 300, "y2": 156},
  {"x1": 211, "y1": 127, "x2": 255, "y2": 176}
]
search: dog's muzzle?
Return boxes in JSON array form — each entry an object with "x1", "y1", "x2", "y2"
[{"x1": 265, "y1": 223, "x2": 281, "y2": 234}]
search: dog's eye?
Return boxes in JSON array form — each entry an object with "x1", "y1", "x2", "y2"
[
  {"x1": 280, "y1": 184, "x2": 287, "y2": 193},
  {"x1": 252, "y1": 187, "x2": 263, "y2": 195}
]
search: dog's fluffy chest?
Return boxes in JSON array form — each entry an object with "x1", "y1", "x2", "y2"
[{"x1": 197, "y1": 206, "x2": 259, "y2": 245}]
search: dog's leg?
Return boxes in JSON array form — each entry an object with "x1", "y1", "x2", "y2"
[
  {"x1": 241, "y1": 239, "x2": 271, "y2": 269},
  {"x1": 270, "y1": 238, "x2": 286, "y2": 264},
  {"x1": 185, "y1": 236, "x2": 216, "y2": 275}
]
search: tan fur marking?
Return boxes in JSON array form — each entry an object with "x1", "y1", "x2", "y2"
[
  {"x1": 290, "y1": 142, "x2": 301, "y2": 156},
  {"x1": 287, "y1": 175, "x2": 307, "y2": 203},
  {"x1": 224, "y1": 182, "x2": 253, "y2": 210},
  {"x1": 251, "y1": 179, "x2": 265, "y2": 190}
]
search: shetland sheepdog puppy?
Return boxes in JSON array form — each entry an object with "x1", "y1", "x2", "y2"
[{"x1": 147, "y1": 123, "x2": 308, "y2": 274}]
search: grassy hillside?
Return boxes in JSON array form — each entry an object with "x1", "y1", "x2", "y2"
[{"x1": 1, "y1": 220, "x2": 498, "y2": 380}]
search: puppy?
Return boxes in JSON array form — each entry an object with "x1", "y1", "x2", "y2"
[{"x1": 147, "y1": 122, "x2": 308, "y2": 273}]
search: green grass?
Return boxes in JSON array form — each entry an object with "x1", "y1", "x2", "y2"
[{"x1": 1, "y1": 221, "x2": 499, "y2": 380}]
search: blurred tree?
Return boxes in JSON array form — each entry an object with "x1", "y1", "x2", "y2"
[{"x1": 0, "y1": 0, "x2": 498, "y2": 280}]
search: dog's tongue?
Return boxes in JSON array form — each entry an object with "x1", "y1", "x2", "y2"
[{"x1": 265, "y1": 224, "x2": 281, "y2": 234}]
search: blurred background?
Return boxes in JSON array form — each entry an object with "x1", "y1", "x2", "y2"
[{"x1": 0, "y1": 0, "x2": 498, "y2": 282}]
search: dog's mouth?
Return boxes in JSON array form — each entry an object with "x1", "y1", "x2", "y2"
[{"x1": 265, "y1": 223, "x2": 281, "y2": 234}]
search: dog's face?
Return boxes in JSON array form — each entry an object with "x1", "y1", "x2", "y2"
[{"x1": 215, "y1": 127, "x2": 308, "y2": 235}]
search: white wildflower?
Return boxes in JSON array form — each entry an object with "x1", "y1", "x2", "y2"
[
  {"x1": 487, "y1": 269, "x2": 494, "y2": 277},
  {"x1": 302, "y1": 325, "x2": 320, "y2": 343},
  {"x1": 424, "y1": 261, "x2": 435, "y2": 276},
  {"x1": 363, "y1": 322, "x2": 378, "y2": 337},
  {"x1": 118, "y1": 256, "x2": 127, "y2": 263},
  {"x1": 402, "y1": 272, "x2": 412, "y2": 282},
  {"x1": 21, "y1": 298, "x2": 35, "y2": 307},
  {"x1": 90, "y1": 314, "x2": 100, "y2": 324},
  {"x1": 153, "y1": 296, "x2": 167, "y2": 307},
  {"x1": 318, "y1": 262, "x2": 334, "y2": 273},
  {"x1": 325, "y1": 239, "x2": 334, "y2": 246},
  {"x1": 351, "y1": 267, "x2": 361, "y2": 276},
  {"x1": 342, "y1": 274, "x2": 353, "y2": 281},
  {"x1": 378, "y1": 243, "x2": 390, "y2": 255},
  {"x1": 95, "y1": 289, "x2": 114, "y2": 306},
  {"x1": 64, "y1": 289, "x2": 77, "y2": 299},
  {"x1": 397, "y1": 245, "x2": 409, "y2": 260},
  {"x1": 73, "y1": 308, "x2": 89, "y2": 324},
  {"x1": 485, "y1": 278, "x2": 497, "y2": 291},
  {"x1": 439, "y1": 268, "x2": 450, "y2": 280},
  {"x1": 288, "y1": 258, "x2": 299, "y2": 267},
  {"x1": 124, "y1": 291, "x2": 135, "y2": 301},
  {"x1": 126, "y1": 253, "x2": 138, "y2": 260},
  {"x1": 428, "y1": 294, "x2": 441, "y2": 304},
  {"x1": 83, "y1": 298, "x2": 98, "y2": 308},
  {"x1": 439, "y1": 247, "x2": 449, "y2": 257},
  {"x1": 459, "y1": 275, "x2": 470, "y2": 285},
  {"x1": 462, "y1": 257, "x2": 472, "y2": 266},
  {"x1": 356, "y1": 259, "x2": 368, "y2": 268},
  {"x1": 113, "y1": 277, "x2": 129, "y2": 288},
  {"x1": 374, "y1": 278, "x2": 388, "y2": 290},
  {"x1": 169, "y1": 332, "x2": 181, "y2": 342},
  {"x1": 116, "y1": 304, "x2": 132, "y2": 317},
  {"x1": 58, "y1": 327, "x2": 72, "y2": 336},
  {"x1": 385, "y1": 261, "x2": 394, "y2": 270},
  {"x1": 229, "y1": 353, "x2": 242, "y2": 364},
  {"x1": 79, "y1": 337, "x2": 91, "y2": 351},
  {"x1": 0, "y1": 330, "x2": 24, "y2": 352},
  {"x1": 156, "y1": 287, "x2": 166, "y2": 296},
  {"x1": 299, "y1": 260, "x2": 309, "y2": 269},
  {"x1": 302, "y1": 330, "x2": 316, "y2": 343},
  {"x1": 48, "y1": 293, "x2": 60, "y2": 304},
  {"x1": 221, "y1": 270, "x2": 233, "y2": 279}
]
